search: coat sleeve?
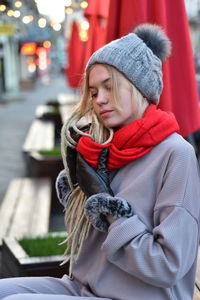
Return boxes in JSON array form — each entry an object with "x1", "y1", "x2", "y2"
[{"x1": 101, "y1": 144, "x2": 200, "y2": 288}]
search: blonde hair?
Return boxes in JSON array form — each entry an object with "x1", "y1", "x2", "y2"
[{"x1": 60, "y1": 64, "x2": 148, "y2": 275}]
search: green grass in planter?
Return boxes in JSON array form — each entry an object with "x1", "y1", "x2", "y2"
[
  {"x1": 39, "y1": 147, "x2": 61, "y2": 157},
  {"x1": 43, "y1": 107, "x2": 60, "y2": 114},
  {"x1": 19, "y1": 235, "x2": 67, "y2": 257}
]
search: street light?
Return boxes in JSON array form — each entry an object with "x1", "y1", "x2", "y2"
[
  {"x1": 52, "y1": 23, "x2": 62, "y2": 31},
  {"x1": 0, "y1": 4, "x2": 6, "y2": 11},
  {"x1": 80, "y1": 1, "x2": 88, "y2": 9},
  {"x1": 65, "y1": 0, "x2": 72, "y2": 7},
  {"x1": 7, "y1": 9, "x2": 14, "y2": 16},
  {"x1": 22, "y1": 16, "x2": 34, "y2": 24},
  {"x1": 14, "y1": 1, "x2": 22, "y2": 8},
  {"x1": 13, "y1": 10, "x2": 21, "y2": 18},
  {"x1": 38, "y1": 17, "x2": 47, "y2": 28}
]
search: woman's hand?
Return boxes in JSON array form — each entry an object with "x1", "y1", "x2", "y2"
[
  {"x1": 76, "y1": 148, "x2": 114, "y2": 197},
  {"x1": 106, "y1": 215, "x2": 117, "y2": 225},
  {"x1": 84, "y1": 192, "x2": 133, "y2": 232},
  {"x1": 55, "y1": 169, "x2": 71, "y2": 208},
  {"x1": 75, "y1": 148, "x2": 133, "y2": 231}
]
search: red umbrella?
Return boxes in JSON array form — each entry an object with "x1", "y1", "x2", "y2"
[
  {"x1": 105, "y1": 0, "x2": 200, "y2": 137},
  {"x1": 66, "y1": 21, "x2": 85, "y2": 88},
  {"x1": 83, "y1": 0, "x2": 110, "y2": 68}
]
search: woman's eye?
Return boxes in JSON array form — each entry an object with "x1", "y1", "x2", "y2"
[
  {"x1": 105, "y1": 85, "x2": 111, "y2": 91},
  {"x1": 91, "y1": 93, "x2": 97, "y2": 99}
]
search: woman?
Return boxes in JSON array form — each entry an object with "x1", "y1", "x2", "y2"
[{"x1": 0, "y1": 23, "x2": 199, "y2": 300}]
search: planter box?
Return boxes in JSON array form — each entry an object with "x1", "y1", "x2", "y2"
[
  {"x1": 46, "y1": 100, "x2": 60, "y2": 108},
  {"x1": 29, "y1": 151, "x2": 63, "y2": 179},
  {"x1": 1, "y1": 237, "x2": 68, "y2": 278},
  {"x1": 35, "y1": 105, "x2": 62, "y2": 139}
]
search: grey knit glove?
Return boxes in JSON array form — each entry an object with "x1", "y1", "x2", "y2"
[
  {"x1": 55, "y1": 169, "x2": 71, "y2": 208},
  {"x1": 84, "y1": 192, "x2": 133, "y2": 232}
]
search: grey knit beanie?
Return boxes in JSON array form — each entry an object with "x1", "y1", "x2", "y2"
[{"x1": 86, "y1": 24, "x2": 171, "y2": 104}]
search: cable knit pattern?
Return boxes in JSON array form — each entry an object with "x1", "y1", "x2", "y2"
[{"x1": 87, "y1": 33, "x2": 162, "y2": 104}]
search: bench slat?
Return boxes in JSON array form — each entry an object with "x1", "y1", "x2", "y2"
[
  {"x1": 23, "y1": 120, "x2": 54, "y2": 152},
  {"x1": 196, "y1": 248, "x2": 200, "y2": 291},
  {"x1": 59, "y1": 104, "x2": 75, "y2": 123},
  {"x1": 29, "y1": 178, "x2": 51, "y2": 235},
  {"x1": 0, "y1": 178, "x2": 51, "y2": 245},
  {"x1": 8, "y1": 178, "x2": 36, "y2": 237},
  {"x1": 193, "y1": 285, "x2": 200, "y2": 300},
  {"x1": 0, "y1": 179, "x2": 22, "y2": 240}
]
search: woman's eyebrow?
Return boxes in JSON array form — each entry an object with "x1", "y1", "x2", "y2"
[{"x1": 89, "y1": 78, "x2": 111, "y2": 89}]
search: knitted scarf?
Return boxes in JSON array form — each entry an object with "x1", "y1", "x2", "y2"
[{"x1": 76, "y1": 104, "x2": 179, "y2": 170}]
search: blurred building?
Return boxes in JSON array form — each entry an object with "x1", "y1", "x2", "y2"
[
  {"x1": 0, "y1": 0, "x2": 72, "y2": 96},
  {"x1": 185, "y1": 0, "x2": 200, "y2": 72},
  {"x1": 0, "y1": 0, "x2": 19, "y2": 94},
  {"x1": 185, "y1": 0, "x2": 200, "y2": 97}
]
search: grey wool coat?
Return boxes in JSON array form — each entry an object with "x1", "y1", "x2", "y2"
[{"x1": 64, "y1": 133, "x2": 200, "y2": 300}]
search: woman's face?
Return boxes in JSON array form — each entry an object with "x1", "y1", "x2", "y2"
[{"x1": 89, "y1": 64, "x2": 146, "y2": 129}]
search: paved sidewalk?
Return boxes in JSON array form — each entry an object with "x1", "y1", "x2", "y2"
[{"x1": 0, "y1": 75, "x2": 74, "y2": 229}]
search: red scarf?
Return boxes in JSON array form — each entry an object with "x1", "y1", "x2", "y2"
[{"x1": 76, "y1": 105, "x2": 180, "y2": 170}]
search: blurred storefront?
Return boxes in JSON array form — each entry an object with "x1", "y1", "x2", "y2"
[
  {"x1": 0, "y1": 21, "x2": 19, "y2": 95},
  {"x1": 0, "y1": 0, "x2": 39, "y2": 94},
  {"x1": 0, "y1": 0, "x2": 74, "y2": 95}
]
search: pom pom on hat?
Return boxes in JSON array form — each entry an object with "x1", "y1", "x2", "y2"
[{"x1": 134, "y1": 23, "x2": 171, "y2": 62}]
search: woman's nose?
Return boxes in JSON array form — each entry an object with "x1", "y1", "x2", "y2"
[{"x1": 95, "y1": 90, "x2": 108, "y2": 105}]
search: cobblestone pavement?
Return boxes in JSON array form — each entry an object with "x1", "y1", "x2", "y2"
[{"x1": 0, "y1": 75, "x2": 74, "y2": 229}]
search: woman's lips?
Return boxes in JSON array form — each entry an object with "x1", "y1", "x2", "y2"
[{"x1": 100, "y1": 110, "x2": 113, "y2": 118}]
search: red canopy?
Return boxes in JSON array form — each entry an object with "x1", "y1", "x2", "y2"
[
  {"x1": 105, "y1": 0, "x2": 200, "y2": 137},
  {"x1": 66, "y1": 0, "x2": 110, "y2": 88},
  {"x1": 66, "y1": 21, "x2": 85, "y2": 88},
  {"x1": 83, "y1": 0, "x2": 110, "y2": 68}
]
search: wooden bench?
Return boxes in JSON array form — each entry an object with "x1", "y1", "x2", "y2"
[
  {"x1": 22, "y1": 119, "x2": 55, "y2": 154},
  {"x1": 0, "y1": 177, "x2": 51, "y2": 247},
  {"x1": 194, "y1": 248, "x2": 200, "y2": 299},
  {"x1": 57, "y1": 93, "x2": 80, "y2": 106},
  {"x1": 59, "y1": 103, "x2": 76, "y2": 124},
  {"x1": 35, "y1": 105, "x2": 55, "y2": 119},
  {"x1": 58, "y1": 93, "x2": 80, "y2": 124},
  {"x1": 194, "y1": 286, "x2": 200, "y2": 300}
]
